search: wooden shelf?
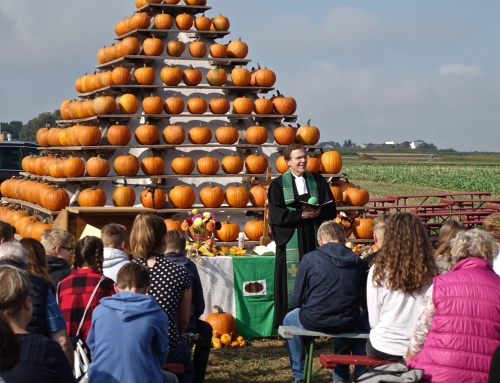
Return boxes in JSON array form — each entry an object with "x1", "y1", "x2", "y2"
[
  {"x1": 96, "y1": 55, "x2": 250, "y2": 70},
  {"x1": 336, "y1": 205, "x2": 370, "y2": 212},
  {"x1": 38, "y1": 144, "x2": 321, "y2": 152},
  {"x1": 157, "y1": 207, "x2": 264, "y2": 213},
  {"x1": 77, "y1": 84, "x2": 274, "y2": 98},
  {"x1": 1, "y1": 198, "x2": 60, "y2": 216},
  {"x1": 114, "y1": 28, "x2": 230, "y2": 41},
  {"x1": 135, "y1": 3, "x2": 211, "y2": 16},
  {"x1": 56, "y1": 113, "x2": 298, "y2": 125},
  {"x1": 65, "y1": 206, "x2": 156, "y2": 215}
]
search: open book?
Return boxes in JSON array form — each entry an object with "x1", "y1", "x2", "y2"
[
  {"x1": 300, "y1": 199, "x2": 334, "y2": 209},
  {"x1": 252, "y1": 245, "x2": 275, "y2": 256}
]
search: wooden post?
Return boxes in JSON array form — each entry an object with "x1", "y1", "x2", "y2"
[{"x1": 259, "y1": 167, "x2": 272, "y2": 246}]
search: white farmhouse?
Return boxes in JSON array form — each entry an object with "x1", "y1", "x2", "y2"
[{"x1": 410, "y1": 140, "x2": 424, "y2": 149}]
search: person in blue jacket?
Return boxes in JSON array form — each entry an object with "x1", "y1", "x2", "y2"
[{"x1": 87, "y1": 262, "x2": 175, "y2": 383}]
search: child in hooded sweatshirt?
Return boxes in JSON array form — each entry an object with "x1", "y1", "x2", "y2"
[
  {"x1": 100, "y1": 223, "x2": 130, "y2": 283},
  {"x1": 87, "y1": 262, "x2": 174, "y2": 383}
]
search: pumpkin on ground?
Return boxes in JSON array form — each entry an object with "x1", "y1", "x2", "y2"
[{"x1": 205, "y1": 305, "x2": 236, "y2": 337}]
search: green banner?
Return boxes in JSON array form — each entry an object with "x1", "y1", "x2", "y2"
[{"x1": 232, "y1": 256, "x2": 277, "y2": 338}]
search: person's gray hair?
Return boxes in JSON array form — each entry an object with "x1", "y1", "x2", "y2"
[
  {"x1": 450, "y1": 229, "x2": 499, "y2": 266},
  {"x1": 0, "y1": 241, "x2": 28, "y2": 265}
]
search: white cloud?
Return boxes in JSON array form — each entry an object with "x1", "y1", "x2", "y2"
[{"x1": 438, "y1": 64, "x2": 482, "y2": 76}]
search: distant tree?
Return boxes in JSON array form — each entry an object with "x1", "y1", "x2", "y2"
[
  {"x1": 342, "y1": 140, "x2": 348, "y2": 148},
  {"x1": 0, "y1": 121, "x2": 23, "y2": 139},
  {"x1": 419, "y1": 142, "x2": 437, "y2": 150},
  {"x1": 400, "y1": 141, "x2": 411, "y2": 148},
  {"x1": 328, "y1": 141, "x2": 341, "y2": 148},
  {"x1": 19, "y1": 110, "x2": 61, "y2": 143},
  {"x1": 347, "y1": 139, "x2": 352, "y2": 147}
]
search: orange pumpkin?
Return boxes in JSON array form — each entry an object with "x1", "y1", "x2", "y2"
[
  {"x1": 112, "y1": 67, "x2": 131, "y2": 85},
  {"x1": 171, "y1": 155, "x2": 195, "y2": 175},
  {"x1": 143, "y1": 35, "x2": 164, "y2": 56},
  {"x1": 187, "y1": 97, "x2": 208, "y2": 114},
  {"x1": 113, "y1": 185, "x2": 136, "y2": 207},
  {"x1": 169, "y1": 185, "x2": 196, "y2": 208},
  {"x1": 141, "y1": 153, "x2": 165, "y2": 175},
  {"x1": 175, "y1": 13, "x2": 193, "y2": 30},
  {"x1": 273, "y1": 125, "x2": 296, "y2": 145},
  {"x1": 163, "y1": 123, "x2": 186, "y2": 144},
  {"x1": 197, "y1": 155, "x2": 219, "y2": 175},
  {"x1": 249, "y1": 185, "x2": 267, "y2": 207},
  {"x1": 135, "y1": 123, "x2": 159, "y2": 145},
  {"x1": 244, "y1": 219, "x2": 264, "y2": 241},
  {"x1": 353, "y1": 218, "x2": 374, "y2": 239},
  {"x1": 231, "y1": 67, "x2": 251, "y2": 86},
  {"x1": 194, "y1": 14, "x2": 211, "y2": 31},
  {"x1": 165, "y1": 217, "x2": 184, "y2": 234},
  {"x1": 233, "y1": 96, "x2": 254, "y2": 114},
  {"x1": 86, "y1": 155, "x2": 110, "y2": 177},
  {"x1": 206, "y1": 67, "x2": 227, "y2": 86},
  {"x1": 188, "y1": 126, "x2": 211, "y2": 144},
  {"x1": 107, "y1": 123, "x2": 132, "y2": 145},
  {"x1": 182, "y1": 65, "x2": 202, "y2": 86},
  {"x1": 164, "y1": 95, "x2": 185, "y2": 114},
  {"x1": 215, "y1": 217, "x2": 240, "y2": 241},
  {"x1": 253, "y1": 97, "x2": 273, "y2": 114},
  {"x1": 133, "y1": 65, "x2": 156, "y2": 85},
  {"x1": 189, "y1": 40, "x2": 207, "y2": 58},
  {"x1": 118, "y1": 93, "x2": 139, "y2": 114},
  {"x1": 330, "y1": 186, "x2": 342, "y2": 205},
  {"x1": 208, "y1": 96, "x2": 230, "y2": 115},
  {"x1": 321, "y1": 151, "x2": 343, "y2": 174},
  {"x1": 166, "y1": 39, "x2": 185, "y2": 57},
  {"x1": 215, "y1": 125, "x2": 239, "y2": 144},
  {"x1": 199, "y1": 183, "x2": 225, "y2": 208},
  {"x1": 272, "y1": 92, "x2": 297, "y2": 115},
  {"x1": 306, "y1": 156, "x2": 321, "y2": 173},
  {"x1": 154, "y1": 12, "x2": 174, "y2": 29},
  {"x1": 275, "y1": 156, "x2": 289, "y2": 174},
  {"x1": 62, "y1": 157, "x2": 85, "y2": 178},
  {"x1": 344, "y1": 188, "x2": 370, "y2": 206},
  {"x1": 113, "y1": 154, "x2": 139, "y2": 176},
  {"x1": 78, "y1": 186, "x2": 107, "y2": 207},
  {"x1": 227, "y1": 38, "x2": 248, "y2": 58},
  {"x1": 245, "y1": 152, "x2": 268, "y2": 174},
  {"x1": 142, "y1": 93, "x2": 164, "y2": 114},
  {"x1": 140, "y1": 187, "x2": 167, "y2": 208},
  {"x1": 205, "y1": 305, "x2": 236, "y2": 337},
  {"x1": 221, "y1": 154, "x2": 243, "y2": 174},
  {"x1": 245, "y1": 124, "x2": 268, "y2": 144},
  {"x1": 209, "y1": 43, "x2": 227, "y2": 58},
  {"x1": 211, "y1": 15, "x2": 230, "y2": 31},
  {"x1": 225, "y1": 184, "x2": 249, "y2": 207},
  {"x1": 296, "y1": 119, "x2": 320, "y2": 145},
  {"x1": 160, "y1": 65, "x2": 183, "y2": 86}
]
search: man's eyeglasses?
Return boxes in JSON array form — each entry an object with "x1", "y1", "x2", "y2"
[{"x1": 58, "y1": 246, "x2": 74, "y2": 254}]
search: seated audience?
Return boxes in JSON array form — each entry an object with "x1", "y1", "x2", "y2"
[
  {"x1": 20, "y1": 238, "x2": 55, "y2": 292},
  {"x1": 87, "y1": 263, "x2": 173, "y2": 383},
  {"x1": 367, "y1": 213, "x2": 437, "y2": 360},
  {"x1": 0, "y1": 241, "x2": 73, "y2": 364},
  {"x1": 0, "y1": 311, "x2": 20, "y2": 383},
  {"x1": 0, "y1": 221, "x2": 14, "y2": 244},
  {"x1": 433, "y1": 220, "x2": 465, "y2": 274},
  {"x1": 483, "y1": 212, "x2": 500, "y2": 275},
  {"x1": 131, "y1": 214, "x2": 194, "y2": 383},
  {"x1": 165, "y1": 230, "x2": 212, "y2": 383},
  {"x1": 100, "y1": 223, "x2": 130, "y2": 282},
  {"x1": 0, "y1": 265, "x2": 75, "y2": 383},
  {"x1": 284, "y1": 221, "x2": 367, "y2": 383},
  {"x1": 406, "y1": 229, "x2": 500, "y2": 383},
  {"x1": 58, "y1": 236, "x2": 115, "y2": 343},
  {"x1": 40, "y1": 228, "x2": 75, "y2": 286}
]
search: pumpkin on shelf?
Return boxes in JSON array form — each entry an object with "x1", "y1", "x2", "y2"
[
  {"x1": 86, "y1": 155, "x2": 110, "y2": 177},
  {"x1": 249, "y1": 185, "x2": 267, "y2": 207},
  {"x1": 182, "y1": 65, "x2": 202, "y2": 86},
  {"x1": 120, "y1": 37, "x2": 141, "y2": 56},
  {"x1": 353, "y1": 217, "x2": 374, "y2": 239},
  {"x1": 142, "y1": 94, "x2": 164, "y2": 114},
  {"x1": 321, "y1": 151, "x2": 343, "y2": 174},
  {"x1": 41, "y1": 186, "x2": 70, "y2": 212},
  {"x1": 199, "y1": 183, "x2": 225, "y2": 208},
  {"x1": 78, "y1": 186, "x2": 107, "y2": 207},
  {"x1": 189, "y1": 39, "x2": 208, "y2": 58},
  {"x1": 225, "y1": 184, "x2": 249, "y2": 208},
  {"x1": 160, "y1": 65, "x2": 183, "y2": 86},
  {"x1": 253, "y1": 65, "x2": 276, "y2": 87},
  {"x1": 169, "y1": 185, "x2": 196, "y2": 208},
  {"x1": 194, "y1": 14, "x2": 211, "y2": 31},
  {"x1": 154, "y1": 12, "x2": 174, "y2": 30},
  {"x1": 143, "y1": 35, "x2": 164, "y2": 56},
  {"x1": 344, "y1": 187, "x2": 370, "y2": 206},
  {"x1": 197, "y1": 155, "x2": 219, "y2": 175},
  {"x1": 306, "y1": 155, "x2": 321, "y2": 173},
  {"x1": 133, "y1": 65, "x2": 156, "y2": 85},
  {"x1": 171, "y1": 155, "x2": 195, "y2": 175},
  {"x1": 205, "y1": 305, "x2": 236, "y2": 338},
  {"x1": 330, "y1": 186, "x2": 342, "y2": 205},
  {"x1": 221, "y1": 154, "x2": 243, "y2": 174},
  {"x1": 175, "y1": 13, "x2": 193, "y2": 30},
  {"x1": 227, "y1": 38, "x2": 248, "y2": 59},
  {"x1": 188, "y1": 125, "x2": 212, "y2": 144},
  {"x1": 210, "y1": 15, "x2": 230, "y2": 31},
  {"x1": 164, "y1": 95, "x2": 185, "y2": 114},
  {"x1": 113, "y1": 154, "x2": 139, "y2": 176},
  {"x1": 163, "y1": 123, "x2": 186, "y2": 144},
  {"x1": 111, "y1": 67, "x2": 131, "y2": 85},
  {"x1": 245, "y1": 152, "x2": 268, "y2": 174},
  {"x1": 244, "y1": 219, "x2": 264, "y2": 241},
  {"x1": 113, "y1": 182, "x2": 136, "y2": 207},
  {"x1": 62, "y1": 156, "x2": 85, "y2": 178},
  {"x1": 47, "y1": 127, "x2": 62, "y2": 147},
  {"x1": 208, "y1": 95, "x2": 230, "y2": 115},
  {"x1": 209, "y1": 43, "x2": 227, "y2": 58},
  {"x1": 231, "y1": 67, "x2": 251, "y2": 86},
  {"x1": 253, "y1": 97, "x2": 273, "y2": 115},
  {"x1": 295, "y1": 119, "x2": 320, "y2": 145},
  {"x1": 140, "y1": 187, "x2": 167, "y2": 209},
  {"x1": 275, "y1": 156, "x2": 289, "y2": 174},
  {"x1": 107, "y1": 123, "x2": 131, "y2": 146},
  {"x1": 215, "y1": 216, "x2": 240, "y2": 242},
  {"x1": 215, "y1": 125, "x2": 238, "y2": 144},
  {"x1": 233, "y1": 96, "x2": 254, "y2": 114},
  {"x1": 166, "y1": 38, "x2": 185, "y2": 57},
  {"x1": 141, "y1": 152, "x2": 165, "y2": 175},
  {"x1": 206, "y1": 67, "x2": 227, "y2": 86},
  {"x1": 245, "y1": 123, "x2": 268, "y2": 145},
  {"x1": 272, "y1": 91, "x2": 297, "y2": 115},
  {"x1": 130, "y1": 12, "x2": 151, "y2": 30},
  {"x1": 165, "y1": 215, "x2": 184, "y2": 234},
  {"x1": 60, "y1": 100, "x2": 71, "y2": 120},
  {"x1": 36, "y1": 125, "x2": 50, "y2": 147},
  {"x1": 135, "y1": 122, "x2": 159, "y2": 145},
  {"x1": 78, "y1": 125, "x2": 102, "y2": 146},
  {"x1": 186, "y1": 97, "x2": 208, "y2": 114},
  {"x1": 118, "y1": 93, "x2": 139, "y2": 114},
  {"x1": 273, "y1": 125, "x2": 296, "y2": 145}
]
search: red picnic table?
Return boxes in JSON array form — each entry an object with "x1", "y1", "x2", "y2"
[
  {"x1": 368, "y1": 197, "x2": 396, "y2": 207},
  {"x1": 440, "y1": 199, "x2": 500, "y2": 212},
  {"x1": 486, "y1": 205, "x2": 500, "y2": 211},
  {"x1": 387, "y1": 191, "x2": 491, "y2": 206},
  {"x1": 417, "y1": 210, "x2": 494, "y2": 224}
]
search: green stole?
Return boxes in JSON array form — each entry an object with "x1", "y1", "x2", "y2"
[{"x1": 282, "y1": 170, "x2": 319, "y2": 308}]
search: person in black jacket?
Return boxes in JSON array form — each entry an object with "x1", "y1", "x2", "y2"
[
  {"x1": 283, "y1": 221, "x2": 367, "y2": 383},
  {"x1": 40, "y1": 228, "x2": 75, "y2": 286}
]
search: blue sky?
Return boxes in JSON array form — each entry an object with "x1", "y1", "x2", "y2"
[{"x1": 1, "y1": 0, "x2": 499, "y2": 151}]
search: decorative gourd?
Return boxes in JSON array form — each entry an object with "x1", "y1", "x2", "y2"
[
  {"x1": 208, "y1": 95, "x2": 230, "y2": 115},
  {"x1": 215, "y1": 216, "x2": 240, "y2": 241},
  {"x1": 321, "y1": 151, "x2": 343, "y2": 174},
  {"x1": 244, "y1": 219, "x2": 264, "y2": 241},
  {"x1": 231, "y1": 67, "x2": 251, "y2": 86},
  {"x1": 205, "y1": 305, "x2": 236, "y2": 337},
  {"x1": 221, "y1": 154, "x2": 243, "y2": 174},
  {"x1": 206, "y1": 67, "x2": 227, "y2": 86},
  {"x1": 249, "y1": 185, "x2": 267, "y2": 207},
  {"x1": 140, "y1": 187, "x2": 167, "y2": 208},
  {"x1": 118, "y1": 93, "x2": 139, "y2": 114},
  {"x1": 245, "y1": 124, "x2": 268, "y2": 144},
  {"x1": 133, "y1": 65, "x2": 155, "y2": 85},
  {"x1": 166, "y1": 39, "x2": 185, "y2": 57},
  {"x1": 245, "y1": 152, "x2": 268, "y2": 174},
  {"x1": 111, "y1": 67, "x2": 131, "y2": 85},
  {"x1": 163, "y1": 123, "x2": 186, "y2": 144},
  {"x1": 187, "y1": 97, "x2": 208, "y2": 114},
  {"x1": 113, "y1": 154, "x2": 139, "y2": 176},
  {"x1": 188, "y1": 126, "x2": 211, "y2": 144},
  {"x1": 194, "y1": 14, "x2": 211, "y2": 31},
  {"x1": 273, "y1": 125, "x2": 296, "y2": 145},
  {"x1": 78, "y1": 125, "x2": 102, "y2": 146},
  {"x1": 199, "y1": 183, "x2": 225, "y2": 208},
  {"x1": 169, "y1": 185, "x2": 196, "y2": 208},
  {"x1": 296, "y1": 119, "x2": 320, "y2": 145},
  {"x1": 164, "y1": 95, "x2": 185, "y2": 114},
  {"x1": 306, "y1": 156, "x2": 321, "y2": 173},
  {"x1": 233, "y1": 96, "x2": 254, "y2": 114},
  {"x1": 330, "y1": 186, "x2": 342, "y2": 205},
  {"x1": 86, "y1": 155, "x2": 110, "y2": 177},
  {"x1": 189, "y1": 39, "x2": 207, "y2": 58},
  {"x1": 135, "y1": 122, "x2": 159, "y2": 145},
  {"x1": 215, "y1": 125, "x2": 238, "y2": 144},
  {"x1": 353, "y1": 218, "x2": 374, "y2": 239},
  {"x1": 182, "y1": 65, "x2": 202, "y2": 86},
  {"x1": 227, "y1": 38, "x2": 248, "y2": 58},
  {"x1": 154, "y1": 12, "x2": 174, "y2": 29},
  {"x1": 171, "y1": 155, "x2": 194, "y2": 175},
  {"x1": 62, "y1": 156, "x2": 85, "y2": 178},
  {"x1": 107, "y1": 123, "x2": 131, "y2": 145},
  {"x1": 160, "y1": 65, "x2": 183, "y2": 85},
  {"x1": 225, "y1": 184, "x2": 249, "y2": 207},
  {"x1": 275, "y1": 156, "x2": 288, "y2": 174},
  {"x1": 175, "y1": 13, "x2": 193, "y2": 30},
  {"x1": 345, "y1": 188, "x2": 370, "y2": 206},
  {"x1": 41, "y1": 186, "x2": 70, "y2": 211},
  {"x1": 78, "y1": 186, "x2": 107, "y2": 207},
  {"x1": 113, "y1": 183, "x2": 136, "y2": 207},
  {"x1": 141, "y1": 93, "x2": 163, "y2": 114},
  {"x1": 209, "y1": 43, "x2": 227, "y2": 58},
  {"x1": 141, "y1": 152, "x2": 165, "y2": 175},
  {"x1": 210, "y1": 15, "x2": 230, "y2": 31},
  {"x1": 253, "y1": 97, "x2": 273, "y2": 114},
  {"x1": 197, "y1": 155, "x2": 219, "y2": 175}
]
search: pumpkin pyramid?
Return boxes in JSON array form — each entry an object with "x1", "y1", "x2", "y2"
[{"x1": 2, "y1": 0, "x2": 350, "y2": 245}]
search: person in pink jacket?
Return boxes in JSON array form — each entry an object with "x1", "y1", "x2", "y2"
[{"x1": 406, "y1": 229, "x2": 500, "y2": 383}]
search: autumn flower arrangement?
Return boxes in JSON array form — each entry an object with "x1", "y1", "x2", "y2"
[
  {"x1": 181, "y1": 209, "x2": 217, "y2": 244},
  {"x1": 333, "y1": 212, "x2": 356, "y2": 237}
]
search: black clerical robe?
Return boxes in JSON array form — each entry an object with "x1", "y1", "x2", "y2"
[{"x1": 268, "y1": 172, "x2": 336, "y2": 327}]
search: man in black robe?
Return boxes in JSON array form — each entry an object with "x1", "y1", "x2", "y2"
[{"x1": 268, "y1": 144, "x2": 336, "y2": 327}]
